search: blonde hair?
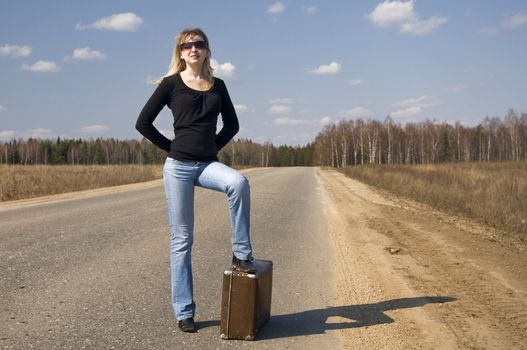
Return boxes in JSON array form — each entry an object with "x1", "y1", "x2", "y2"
[{"x1": 153, "y1": 28, "x2": 214, "y2": 86}]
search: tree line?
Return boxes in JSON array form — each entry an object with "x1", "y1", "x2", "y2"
[
  {"x1": 0, "y1": 138, "x2": 166, "y2": 165},
  {"x1": 1, "y1": 110, "x2": 525, "y2": 167},
  {"x1": 312, "y1": 109, "x2": 527, "y2": 167},
  {"x1": 0, "y1": 137, "x2": 313, "y2": 167}
]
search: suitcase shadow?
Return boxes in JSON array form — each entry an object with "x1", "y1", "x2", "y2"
[{"x1": 256, "y1": 296, "x2": 456, "y2": 340}]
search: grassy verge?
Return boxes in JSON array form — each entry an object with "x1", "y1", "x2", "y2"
[
  {"x1": 339, "y1": 161, "x2": 527, "y2": 235},
  {"x1": 0, "y1": 164, "x2": 163, "y2": 202}
]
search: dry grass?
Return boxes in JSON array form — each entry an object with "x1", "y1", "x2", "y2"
[
  {"x1": 0, "y1": 165, "x2": 163, "y2": 202},
  {"x1": 340, "y1": 161, "x2": 527, "y2": 235}
]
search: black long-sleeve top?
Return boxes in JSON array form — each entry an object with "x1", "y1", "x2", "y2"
[{"x1": 135, "y1": 73, "x2": 239, "y2": 162}]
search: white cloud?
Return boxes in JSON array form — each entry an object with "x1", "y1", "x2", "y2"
[
  {"x1": 401, "y1": 16, "x2": 447, "y2": 35},
  {"x1": 269, "y1": 98, "x2": 293, "y2": 104},
  {"x1": 0, "y1": 130, "x2": 15, "y2": 141},
  {"x1": 477, "y1": 12, "x2": 527, "y2": 37},
  {"x1": 269, "y1": 105, "x2": 292, "y2": 114},
  {"x1": 0, "y1": 105, "x2": 5, "y2": 112},
  {"x1": 80, "y1": 124, "x2": 109, "y2": 133},
  {"x1": 391, "y1": 106, "x2": 422, "y2": 118},
  {"x1": 340, "y1": 107, "x2": 374, "y2": 119},
  {"x1": 211, "y1": 59, "x2": 236, "y2": 79},
  {"x1": 394, "y1": 95, "x2": 441, "y2": 108},
  {"x1": 28, "y1": 128, "x2": 54, "y2": 139},
  {"x1": 309, "y1": 61, "x2": 341, "y2": 74},
  {"x1": 72, "y1": 47, "x2": 106, "y2": 60},
  {"x1": 349, "y1": 79, "x2": 363, "y2": 86},
  {"x1": 391, "y1": 95, "x2": 441, "y2": 118},
  {"x1": 0, "y1": 44, "x2": 31, "y2": 57},
  {"x1": 503, "y1": 12, "x2": 527, "y2": 28},
  {"x1": 367, "y1": 1, "x2": 446, "y2": 35},
  {"x1": 268, "y1": 2, "x2": 285, "y2": 14},
  {"x1": 367, "y1": 0, "x2": 416, "y2": 27},
  {"x1": 320, "y1": 116, "x2": 332, "y2": 125},
  {"x1": 234, "y1": 104, "x2": 249, "y2": 113},
  {"x1": 21, "y1": 60, "x2": 61, "y2": 73},
  {"x1": 303, "y1": 6, "x2": 319, "y2": 15},
  {"x1": 76, "y1": 12, "x2": 143, "y2": 32},
  {"x1": 274, "y1": 117, "x2": 309, "y2": 125}
]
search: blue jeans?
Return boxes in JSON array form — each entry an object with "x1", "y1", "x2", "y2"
[{"x1": 162, "y1": 158, "x2": 253, "y2": 320}]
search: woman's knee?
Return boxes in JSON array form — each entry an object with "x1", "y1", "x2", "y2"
[{"x1": 229, "y1": 175, "x2": 250, "y2": 195}]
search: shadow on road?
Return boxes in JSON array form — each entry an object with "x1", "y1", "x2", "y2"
[
  {"x1": 257, "y1": 296, "x2": 456, "y2": 340},
  {"x1": 196, "y1": 296, "x2": 456, "y2": 339},
  {"x1": 197, "y1": 296, "x2": 456, "y2": 339}
]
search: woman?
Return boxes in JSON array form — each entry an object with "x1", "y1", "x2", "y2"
[{"x1": 135, "y1": 28, "x2": 256, "y2": 333}]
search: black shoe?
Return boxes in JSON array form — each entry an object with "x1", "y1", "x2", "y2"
[
  {"x1": 232, "y1": 255, "x2": 257, "y2": 274},
  {"x1": 178, "y1": 317, "x2": 197, "y2": 333}
]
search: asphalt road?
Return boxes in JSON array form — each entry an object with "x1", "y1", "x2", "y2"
[{"x1": 1, "y1": 167, "x2": 341, "y2": 350}]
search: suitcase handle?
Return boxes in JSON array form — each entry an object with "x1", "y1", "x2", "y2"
[{"x1": 226, "y1": 271, "x2": 233, "y2": 337}]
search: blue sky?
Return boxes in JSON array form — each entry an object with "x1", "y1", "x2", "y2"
[{"x1": 1, "y1": 1, "x2": 526, "y2": 146}]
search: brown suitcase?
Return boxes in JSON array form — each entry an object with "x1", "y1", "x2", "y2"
[{"x1": 220, "y1": 259, "x2": 273, "y2": 340}]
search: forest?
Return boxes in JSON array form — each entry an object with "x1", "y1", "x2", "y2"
[
  {"x1": 0, "y1": 136, "x2": 313, "y2": 167},
  {"x1": 313, "y1": 109, "x2": 527, "y2": 167},
  {"x1": 1, "y1": 109, "x2": 525, "y2": 167}
]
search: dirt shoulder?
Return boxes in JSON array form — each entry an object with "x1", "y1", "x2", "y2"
[{"x1": 316, "y1": 168, "x2": 527, "y2": 350}]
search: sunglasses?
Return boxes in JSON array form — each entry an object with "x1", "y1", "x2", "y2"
[{"x1": 180, "y1": 40, "x2": 207, "y2": 50}]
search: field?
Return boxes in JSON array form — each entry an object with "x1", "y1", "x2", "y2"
[
  {"x1": 339, "y1": 161, "x2": 527, "y2": 235},
  {"x1": 2, "y1": 162, "x2": 526, "y2": 236},
  {"x1": 0, "y1": 164, "x2": 163, "y2": 202}
]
